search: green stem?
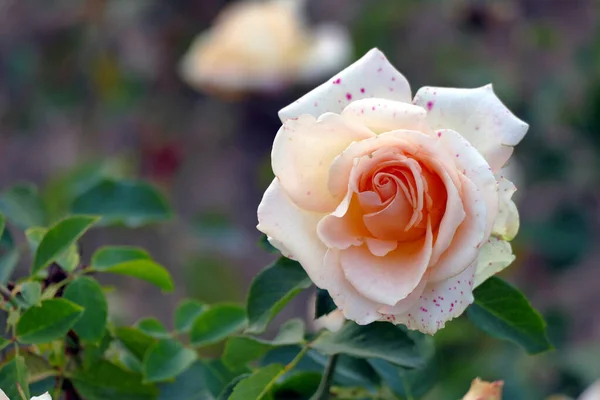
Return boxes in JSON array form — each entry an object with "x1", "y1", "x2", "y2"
[
  {"x1": 0, "y1": 283, "x2": 18, "y2": 308},
  {"x1": 311, "y1": 354, "x2": 339, "y2": 400},
  {"x1": 258, "y1": 345, "x2": 310, "y2": 399}
]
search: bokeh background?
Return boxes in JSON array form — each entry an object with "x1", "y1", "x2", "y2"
[{"x1": 1, "y1": 0, "x2": 599, "y2": 398}]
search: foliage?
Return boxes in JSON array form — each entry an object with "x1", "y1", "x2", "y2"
[{"x1": 0, "y1": 172, "x2": 552, "y2": 399}]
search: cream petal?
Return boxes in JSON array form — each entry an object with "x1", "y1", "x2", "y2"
[
  {"x1": 436, "y1": 128, "x2": 498, "y2": 239},
  {"x1": 272, "y1": 113, "x2": 374, "y2": 213},
  {"x1": 313, "y1": 309, "x2": 346, "y2": 333},
  {"x1": 365, "y1": 237, "x2": 398, "y2": 257},
  {"x1": 473, "y1": 237, "x2": 516, "y2": 288},
  {"x1": 393, "y1": 264, "x2": 476, "y2": 335},
  {"x1": 257, "y1": 179, "x2": 328, "y2": 285},
  {"x1": 339, "y1": 219, "x2": 433, "y2": 306},
  {"x1": 579, "y1": 380, "x2": 600, "y2": 400},
  {"x1": 328, "y1": 130, "x2": 460, "y2": 204},
  {"x1": 428, "y1": 175, "x2": 487, "y2": 282},
  {"x1": 0, "y1": 389, "x2": 9, "y2": 400},
  {"x1": 342, "y1": 98, "x2": 429, "y2": 134},
  {"x1": 413, "y1": 85, "x2": 529, "y2": 172},
  {"x1": 31, "y1": 394, "x2": 52, "y2": 400},
  {"x1": 279, "y1": 48, "x2": 412, "y2": 121},
  {"x1": 298, "y1": 23, "x2": 352, "y2": 83},
  {"x1": 317, "y1": 191, "x2": 368, "y2": 249},
  {"x1": 323, "y1": 249, "x2": 382, "y2": 324},
  {"x1": 378, "y1": 273, "x2": 429, "y2": 315},
  {"x1": 493, "y1": 176, "x2": 519, "y2": 241}
]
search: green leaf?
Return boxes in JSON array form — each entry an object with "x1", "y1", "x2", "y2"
[
  {"x1": 223, "y1": 319, "x2": 305, "y2": 368},
  {"x1": 190, "y1": 304, "x2": 247, "y2": 347},
  {"x1": 216, "y1": 374, "x2": 251, "y2": 400},
  {"x1": 16, "y1": 298, "x2": 84, "y2": 344},
  {"x1": 17, "y1": 281, "x2": 42, "y2": 308},
  {"x1": 0, "y1": 249, "x2": 19, "y2": 284},
  {"x1": 0, "y1": 184, "x2": 46, "y2": 229},
  {"x1": 71, "y1": 359, "x2": 158, "y2": 400},
  {"x1": 91, "y1": 246, "x2": 151, "y2": 267},
  {"x1": 143, "y1": 339, "x2": 198, "y2": 383},
  {"x1": 84, "y1": 332, "x2": 113, "y2": 369},
  {"x1": 467, "y1": 277, "x2": 553, "y2": 354},
  {"x1": 158, "y1": 360, "x2": 248, "y2": 400},
  {"x1": 71, "y1": 179, "x2": 172, "y2": 227},
  {"x1": 0, "y1": 355, "x2": 30, "y2": 399},
  {"x1": 91, "y1": 246, "x2": 174, "y2": 292},
  {"x1": 137, "y1": 318, "x2": 170, "y2": 339},
  {"x1": 26, "y1": 227, "x2": 80, "y2": 273},
  {"x1": 228, "y1": 364, "x2": 282, "y2": 400},
  {"x1": 63, "y1": 277, "x2": 108, "y2": 343},
  {"x1": 311, "y1": 322, "x2": 432, "y2": 368},
  {"x1": 368, "y1": 358, "x2": 437, "y2": 398},
  {"x1": 246, "y1": 257, "x2": 311, "y2": 334},
  {"x1": 314, "y1": 289, "x2": 337, "y2": 319},
  {"x1": 0, "y1": 337, "x2": 11, "y2": 352},
  {"x1": 258, "y1": 234, "x2": 279, "y2": 254},
  {"x1": 0, "y1": 213, "x2": 5, "y2": 239},
  {"x1": 32, "y1": 215, "x2": 98, "y2": 274},
  {"x1": 115, "y1": 327, "x2": 157, "y2": 361},
  {"x1": 174, "y1": 299, "x2": 207, "y2": 333}
]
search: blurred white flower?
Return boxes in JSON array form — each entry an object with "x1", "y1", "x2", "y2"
[
  {"x1": 0, "y1": 390, "x2": 51, "y2": 400},
  {"x1": 461, "y1": 378, "x2": 503, "y2": 400},
  {"x1": 179, "y1": 0, "x2": 351, "y2": 94}
]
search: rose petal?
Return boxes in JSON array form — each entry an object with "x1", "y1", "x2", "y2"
[
  {"x1": 364, "y1": 237, "x2": 398, "y2": 257},
  {"x1": 473, "y1": 237, "x2": 516, "y2": 288},
  {"x1": 323, "y1": 249, "x2": 382, "y2": 324},
  {"x1": 493, "y1": 176, "x2": 519, "y2": 241},
  {"x1": 436, "y1": 128, "x2": 498, "y2": 239},
  {"x1": 378, "y1": 273, "x2": 429, "y2": 315},
  {"x1": 31, "y1": 393, "x2": 52, "y2": 400},
  {"x1": 393, "y1": 264, "x2": 476, "y2": 335},
  {"x1": 257, "y1": 179, "x2": 328, "y2": 284},
  {"x1": 342, "y1": 98, "x2": 429, "y2": 134},
  {"x1": 279, "y1": 48, "x2": 412, "y2": 121},
  {"x1": 273, "y1": 113, "x2": 374, "y2": 213},
  {"x1": 317, "y1": 191, "x2": 369, "y2": 249},
  {"x1": 579, "y1": 380, "x2": 600, "y2": 400},
  {"x1": 429, "y1": 175, "x2": 487, "y2": 282},
  {"x1": 0, "y1": 389, "x2": 8, "y2": 400},
  {"x1": 328, "y1": 130, "x2": 460, "y2": 205},
  {"x1": 339, "y1": 219, "x2": 433, "y2": 306},
  {"x1": 413, "y1": 85, "x2": 529, "y2": 172}
]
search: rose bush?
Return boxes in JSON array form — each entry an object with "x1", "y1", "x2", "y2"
[
  {"x1": 179, "y1": 0, "x2": 350, "y2": 94},
  {"x1": 258, "y1": 48, "x2": 528, "y2": 334}
]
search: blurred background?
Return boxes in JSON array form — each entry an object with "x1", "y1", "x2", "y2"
[{"x1": 0, "y1": 0, "x2": 599, "y2": 398}]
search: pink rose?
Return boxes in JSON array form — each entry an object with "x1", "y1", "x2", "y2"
[{"x1": 257, "y1": 49, "x2": 527, "y2": 334}]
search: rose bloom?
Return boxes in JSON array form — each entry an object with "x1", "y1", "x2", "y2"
[
  {"x1": 462, "y1": 378, "x2": 503, "y2": 400},
  {"x1": 257, "y1": 48, "x2": 528, "y2": 334},
  {"x1": 179, "y1": 0, "x2": 350, "y2": 94}
]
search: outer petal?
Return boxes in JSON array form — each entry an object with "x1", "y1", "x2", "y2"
[
  {"x1": 339, "y1": 220, "x2": 433, "y2": 306},
  {"x1": 0, "y1": 389, "x2": 8, "y2": 400},
  {"x1": 317, "y1": 191, "x2": 369, "y2": 249},
  {"x1": 579, "y1": 380, "x2": 600, "y2": 400},
  {"x1": 31, "y1": 394, "x2": 52, "y2": 400},
  {"x1": 342, "y1": 99, "x2": 429, "y2": 134},
  {"x1": 272, "y1": 113, "x2": 374, "y2": 213},
  {"x1": 392, "y1": 264, "x2": 476, "y2": 335},
  {"x1": 257, "y1": 179, "x2": 328, "y2": 284},
  {"x1": 413, "y1": 85, "x2": 529, "y2": 172},
  {"x1": 492, "y1": 177, "x2": 519, "y2": 241},
  {"x1": 428, "y1": 175, "x2": 486, "y2": 282},
  {"x1": 279, "y1": 48, "x2": 412, "y2": 121},
  {"x1": 322, "y1": 250, "x2": 382, "y2": 324},
  {"x1": 473, "y1": 237, "x2": 516, "y2": 288}
]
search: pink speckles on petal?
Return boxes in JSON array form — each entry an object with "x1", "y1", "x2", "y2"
[
  {"x1": 437, "y1": 132, "x2": 442, "y2": 137},
  {"x1": 426, "y1": 101, "x2": 434, "y2": 111},
  {"x1": 360, "y1": 88, "x2": 365, "y2": 93},
  {"x1": 346, "y1": 93, "x2": 353, "y2": 101},
  {"x1": 333, "y1": 78, "x2": 341, "y2": 84},
  {"x1": 392, "y1": 77, "x2": 396, "y2": 81},
  {"x1": 377, "y1": 68, "x2": 382, "y2": 72},
  {"x1": 313, "y1": 101, "x2": 318, "y2": 107}
]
